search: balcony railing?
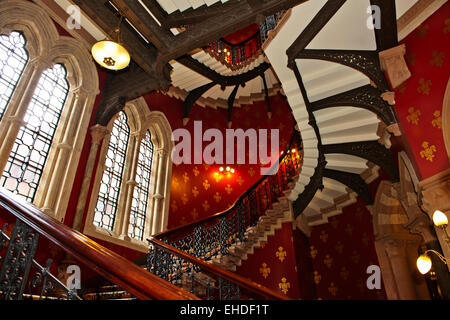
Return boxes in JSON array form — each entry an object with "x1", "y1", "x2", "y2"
[
  {"x1": 146, "y1": 127, "x2": 302, "y2": 299},
  {"x1": 0, "y1": 189, "x2": 198, "y2": 300}
]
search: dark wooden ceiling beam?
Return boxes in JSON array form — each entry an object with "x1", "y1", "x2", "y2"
[
  {"x1": 176, "y1": 55, "x2": 271, "y2": 87},
  {"x1": 227, "y1": 84, "x2": 240, "y2": 127},
  {"x1": 72, "y1": 0, "x2": 157, "y2": 74},
  {"x1": 163, "y1": 0, "x2": 308, "y2": 63},
  {"x1": 111, "y1": 0, "x2": 175, "y2": 52},
  {"x1": 140, "y1": 0, "x2": 168, "y2": 26}
]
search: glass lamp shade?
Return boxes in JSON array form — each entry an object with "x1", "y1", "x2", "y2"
[
  {"x1": 91, "y1": 40, "x2": 130, "y2": 71},
  {"x1": 416, "y1": 254, "x2": 432, "y2": 275},
  {"x1": 433, "y1": 210, "x2": 448, "y2": 227}
]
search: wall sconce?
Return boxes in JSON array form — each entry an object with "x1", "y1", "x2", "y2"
[
  {"x1": 432, "y1": 210, "x2": 450, "y2": 245},
  {"x1": 416, "y1": 210, "x2": 450, "y2": 275},
  {"x1": 416, "y1": 250, "x2": 450, "y2": 275}
]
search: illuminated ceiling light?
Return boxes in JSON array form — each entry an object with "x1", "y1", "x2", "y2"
[
  {"x1": 91, "y1": 15, "x2": 130, "y2": 71},
  {"x1": 219, "y1": 167, "x2": 224, "y2": 172}
]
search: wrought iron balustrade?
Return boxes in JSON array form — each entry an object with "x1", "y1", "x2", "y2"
[
  {"x1": 207, "y1": 11, "x2": 287, "y2": 67},
  {"x1": 147, "y1": 128, "x2": 302, "y2": 299},
  {"x1": 0, "y1": 189, "x2": 198, "y2": 300}
]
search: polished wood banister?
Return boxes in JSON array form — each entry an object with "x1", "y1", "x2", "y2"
[
  {"x1": 148, "y1": 237, "x2": 290, "y2": 300},
  {"x1": 0, "y1": 189, "x2": 199, "y2": 300},
  {"x1": 153, "y1": 126, "x2": 299, "y2": 240}
]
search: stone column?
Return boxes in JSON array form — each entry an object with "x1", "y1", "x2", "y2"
[
  {"x1": 72, "y1": 124, "x2": 109, "y2": 231},
  {"x1": 0, "y1": 58, "x2": 46, "y2": 173},
  {"x1": 117, "y1": 131, "x2": 142, "y2": 239},
  {"x1": 150, "y1": 148, "x2": 167, "y2": 235},
  {"x1": 419, "y1": 168, "x2": 450, "y2": 271},
  {"x1": 406, "y1": 212, "x2": 450, "y2": 299},
  {"x1": 383, "y1": 237, "x2": 418, "y2": 300}
]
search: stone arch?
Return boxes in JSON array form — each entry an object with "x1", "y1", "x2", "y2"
[
  {"x1": 443, "y1": 77, "x2": 450, "y2": 160},
  {"x1": 0, "y1": 0, "x2": 100, "y2": 222}
]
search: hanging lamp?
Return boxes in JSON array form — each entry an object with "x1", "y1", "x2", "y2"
[{"x1": 91, "y1": 15, "x2": 130, "y2": 71}]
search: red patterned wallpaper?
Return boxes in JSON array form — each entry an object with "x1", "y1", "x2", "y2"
[
  {"x1": 394, "y1": 2, "x2": 450, "y2": 179},
  {"x1": 143, "y1": 93, "x2": 295, "y2": 230},
  {"x1": 308, "y1": 196, "x2": 386, "y2": 300},
  {"x1": 235, "y1": 222, "x2": 302, "y2": 299}
]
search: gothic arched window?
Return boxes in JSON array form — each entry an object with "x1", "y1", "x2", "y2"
[
  {"x1": 129, "y1": 130, "x2": 154, "y2": 240},
  {"x1": 94, "y1": 111, "x2": 130, "y2": 231},
  {"x1": 1, "y1": 63, "x2": 69, "y2": 202},
  {"x1": 0, "y1": 31, "x2": 28, "y2": 120}
]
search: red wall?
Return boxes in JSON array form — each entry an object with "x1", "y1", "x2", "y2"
[
  {"x1": 394, "y1": 2, "x2": 450, "y2": 179},
  {"x1": 235, "y1": 222, "x2": 302, "y2": 299},
  {"x1": 142, "y1": 92, "x2": 295, "y2": 230},
  {"x1": 307, "y1": 196, "x2": 386, "y2": 300}
]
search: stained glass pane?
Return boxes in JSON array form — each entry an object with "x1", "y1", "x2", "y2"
[
  {"x1": 0, "y1": 63, "x2": 69, "y2": 202},
  {"x1": 128, "y1": 130, "x2": 153, "y2": 240},
  {"x1": 0, "y1": 31, "x2": 28, "y2": 120},
  {"x1": 94, "y1": 112, "x2": 129, "y2": 231}
]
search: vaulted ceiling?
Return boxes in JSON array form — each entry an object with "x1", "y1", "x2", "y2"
[{"x1": 49, "y1": 0, "x2": 436, "y2": 226}]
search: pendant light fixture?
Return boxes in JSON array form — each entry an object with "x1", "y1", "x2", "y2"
[{"x1": 91, "y1": 14, "x2": 130, "y2": 71}]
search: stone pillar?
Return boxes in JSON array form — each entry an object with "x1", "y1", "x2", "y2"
[
  {"x1": 0, "y1": 58, "x2": 46, "y2": 173},
  {"x1": 118, "y1": 131, "x2": 143, "y2": 239},
  {"x1": 150, "y1": 148, "x2": 167, "y2": 235},
  {"x1": 72, "y1": 124, "x2": 109, "y2": 231},
  {"x1": 419, "y1": 168, "x2": 450, "y2": 271},
  {"x1": 382, "y1": 237, "x2": 419, "y2": 299}
]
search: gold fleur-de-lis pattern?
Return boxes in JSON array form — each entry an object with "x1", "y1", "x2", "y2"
[
  {"x1": 417, "y1": 78, "x2": 432, "y2": 95},
  {"x1": 430, "y1": 50, "x2": 445, "y2": 67},
  {"x1": 420, "y1": 141, "x2": 437, "y2": 162},
  {"x1": 406, "y1": 107, "x2": 421, "y2": 125},
  {"x1": 279, "y1": 277, "x2": 291, "y2": 295},
  {"x1": 259, "y1": 263, "x2": 271, "y2": 279},
  {"x1": 276, "y1": 246, "x2": 287, "y2": 262},
  {"x1": 432, "y1": 110, "x2": 442, "y2": 129}
]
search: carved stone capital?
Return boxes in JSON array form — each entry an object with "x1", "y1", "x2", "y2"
[
  {"x1": 419, "y1": 168, "x2": 450, "y2": 215},
  {"x1": 405, "y1": 214, "x2": 436, "y2": 243},
  {"x1": 90, "y1": 124, "x2": 109, "y2": 144},
  {"x1": 381, "y1": 91, "x2": 396, "y2": 105},
  {"x1": 379, "y1": 44, "x2": 411, "y2": 89}
]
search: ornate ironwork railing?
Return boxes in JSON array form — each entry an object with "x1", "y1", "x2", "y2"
[
  {"x1": 0, "y1": 189, "x2": 198, "y2": 300},
  {"x1": 147, "y1": 128, "x2": 302, "y2": 299},
  {"x1": 207, "y1": 11, "x2": 287, "y2": 67}
]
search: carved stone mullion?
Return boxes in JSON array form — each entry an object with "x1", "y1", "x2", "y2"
[
  {"x1": 149, "y1": 148, "x2": 166, "y2": 234},
  {"x1": 0, "y1": 59, "x2": 46, "y2": 174},
  {"x1": 72, "y1": 125, "x2": 110, "y2": 231},
  {"x1": 117, "y1": 132, "x2": 142, "y2": 239}
]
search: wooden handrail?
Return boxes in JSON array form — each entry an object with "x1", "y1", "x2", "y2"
[
  {"x1": 148, "y1": 237, "x2": 290, "y2": 300},
  {"x1": 153, "y1": 126, "x2": 299, "y2": 240},
  {"x1": 0, "y1": 189, "x2": 199, "y2": 300}
]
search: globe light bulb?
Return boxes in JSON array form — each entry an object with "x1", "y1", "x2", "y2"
[
  {"x1": 416, "y1": 254, "x2": 432, "y2": 275},
  {"x1": 91, "y1": 40, "x2": 130, "y2": 71},
  {"x1": 433, "y1": 210, "x2": 448, "y2": 227}
]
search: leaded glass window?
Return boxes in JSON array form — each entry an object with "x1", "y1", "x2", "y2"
[
  {"x1": 94, "y1": 111, "x2": 129, "y2": 231},
  {"x1": 0, "y1": 63, "x2": 69, "y2": 202},
  {"x1": 0, "y1": 31, "x2": 28, "y2": 120},
  {"x1": 128, "y1": 130, "x2": 153, "y2": 240}
]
